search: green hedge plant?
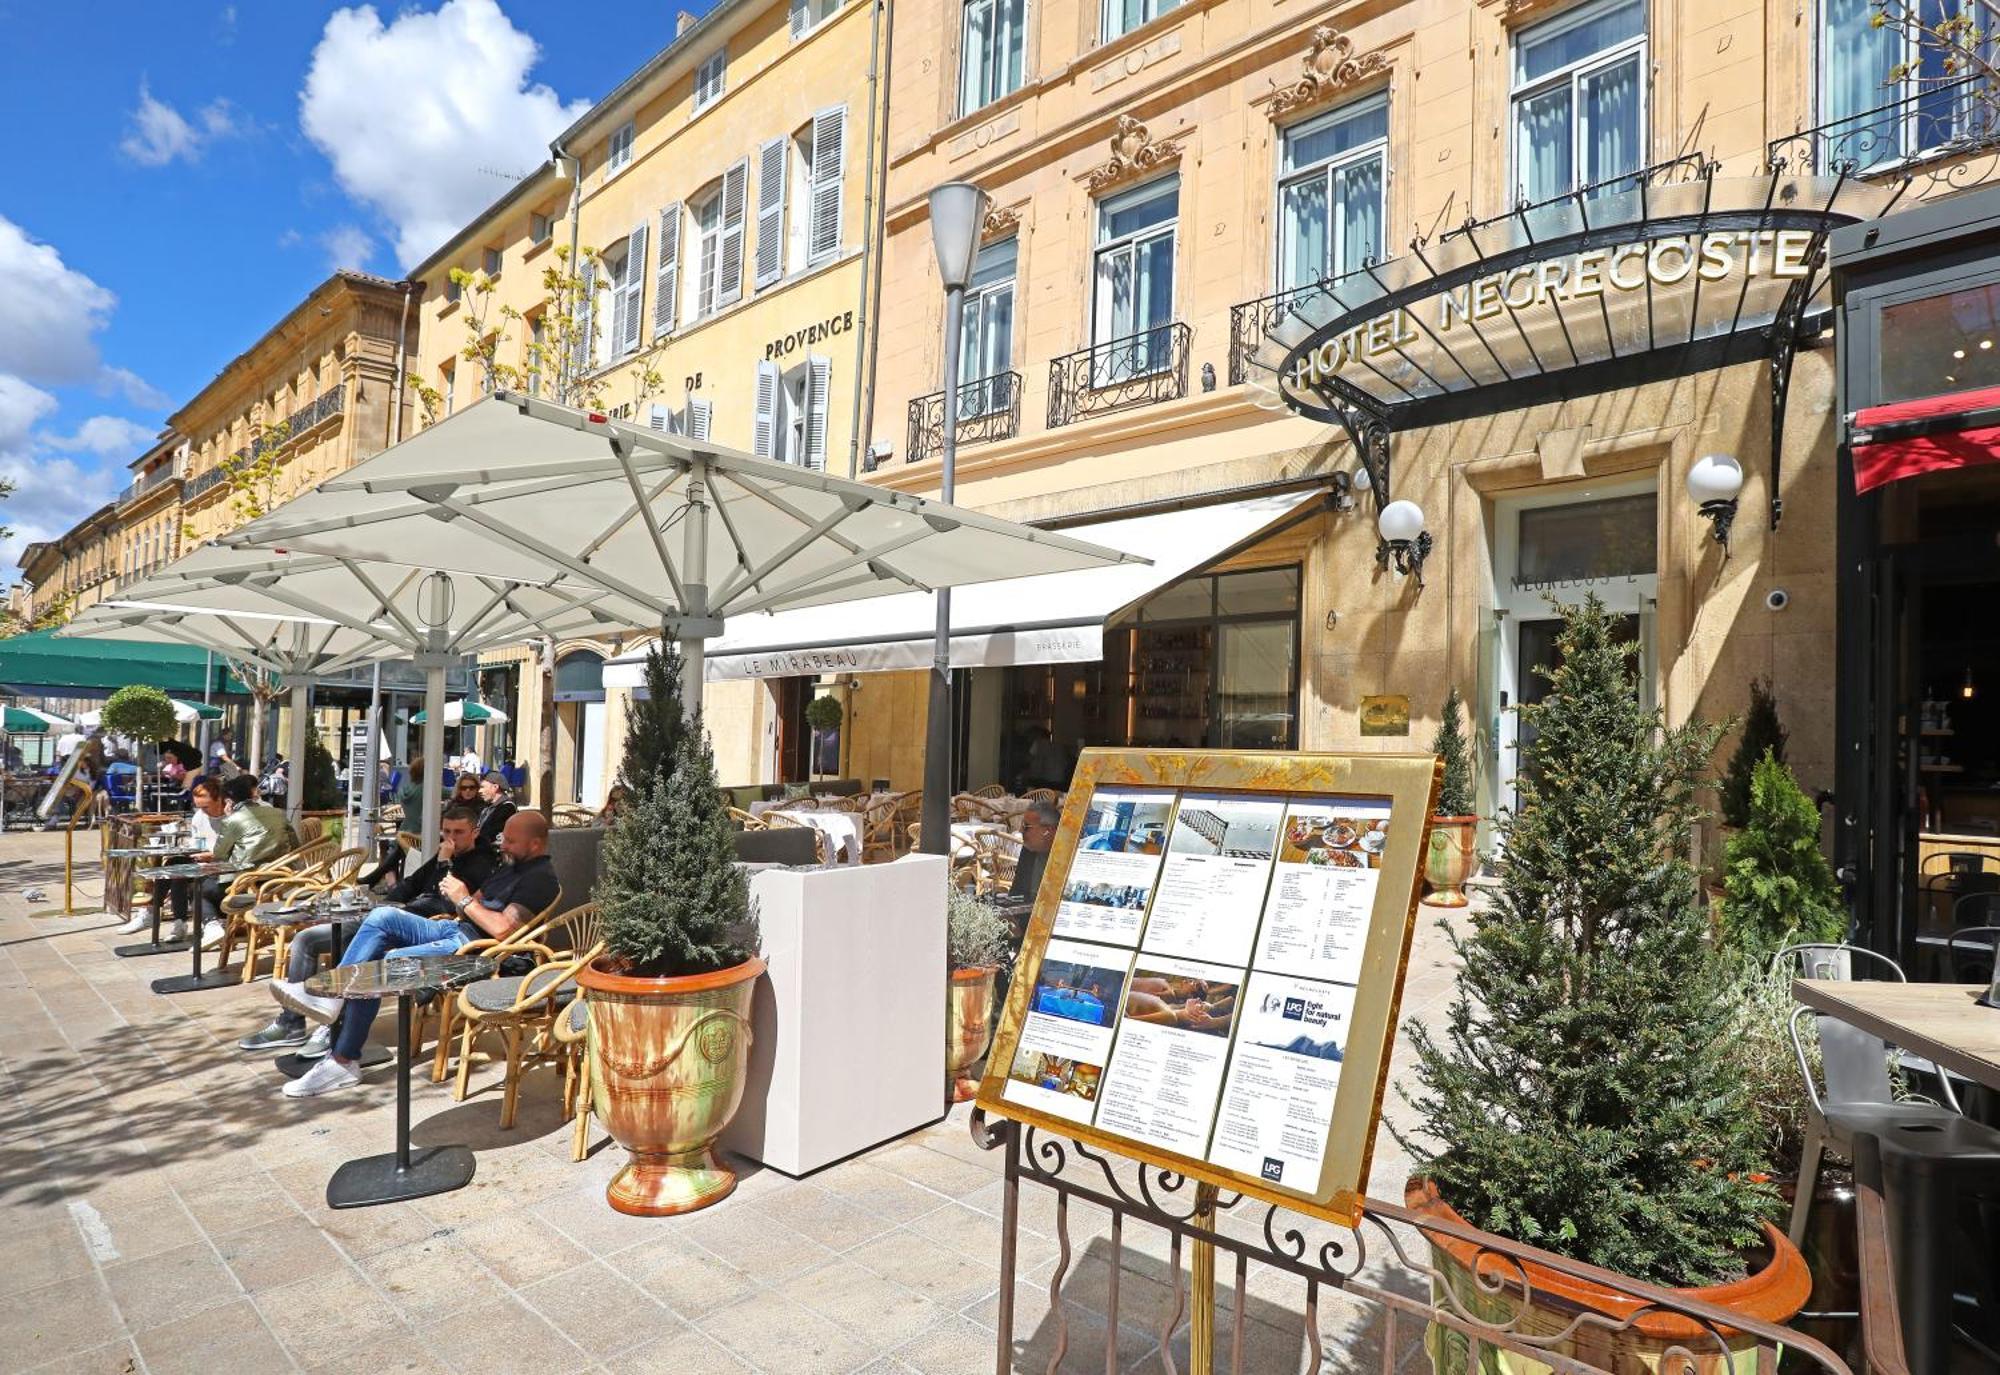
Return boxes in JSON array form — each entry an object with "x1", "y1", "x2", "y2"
[
  {"x1": 1720, "y1": 678, "x2": 1786, "y2": 829},
  {"x1": 1430, "y1": 685, "x2": 1475, "y2": 817},
  {"x1": 1721, "y1": 750, "x2": 1843, "y2": 958}
]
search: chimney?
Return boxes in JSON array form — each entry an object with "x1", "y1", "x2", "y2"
[{"x1": 676, "y1": 9, "x2": 697, "y2": 35}]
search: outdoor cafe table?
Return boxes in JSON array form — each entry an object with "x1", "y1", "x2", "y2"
[
  {"x1": 310, "y1": 950, "x2": 496, "y2": 1208},
  {"x1": 107, "y1": 835, "x2": 201, "y2": 958},
  {"x1": 1792, "y1": 978, "x2": 2000, "y2": 1091},
  {"x1": 135, "y1": 859, "x2": 244, "y2": 994},
  {"x1": 249, "y1": 893, "x2": 393, "y2": 1077}
]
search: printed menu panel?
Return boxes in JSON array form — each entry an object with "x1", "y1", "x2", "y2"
[
  {"x1": 1139, "y1": 794, "x2": 1286, "y2": 968},
  {"x1": 1251, "y1": 800, "x2": 1393, "y2": 986},
  {"x1": 1207, "y1": 974, "x2": 1357, "y2": 1188},
  {"x1": 1092, "y1": 955, "x2": 1243, "y2": 1156},
  {"x1": 1051, "y1": 789, "x2": 1175, "y2": 946},
  {"x1": 999, "y1": 938, "x2": 1129, "y2": 1125}
]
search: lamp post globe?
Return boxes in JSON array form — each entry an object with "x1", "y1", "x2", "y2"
[
  {"x1": 928, "y1": 183, "x2": 991, "y2": 292},
  {"x1": 1378, "y1": 500, "x2": 1426, "y2": 545},
  {"x1": 1687, "y1": 454, "x2": 1743, "y2": 550}
]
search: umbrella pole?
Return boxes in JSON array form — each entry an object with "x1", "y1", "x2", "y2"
[
  {"x1": 677, "y1": 463, "x2": 712, "y2": 721},
  {"x1": 285, "y1": 683, "x2": 311, "y2": 827},
  {"x1": 419, "y1": 665, "x2": 446, "y2": 855}
]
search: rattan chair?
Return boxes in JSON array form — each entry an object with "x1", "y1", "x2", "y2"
[
  {"x1": 726, "y1": 806, "x2": 767, "y2": 829},
  {"x1": 553, "y1": 996, "x2": 594, "y2": 1161},
  {"x1": 449, "y1": 903, "x2": 603, "y2": 1119},
  {"x1": 860, "y1": 796, "x2": 902, "y2": 864},
  {"x1": 970, "y1": 783, "x2": 1007, "y2": 800},
  {"x1": 551, "y1": 803, "x2": 597, "y2": 829},
  {"x1": 763, "y1": 810, "x2": 833, "y2": 865},
  {"x1": 420, "y1": 889, "x2": 568, "y2": 1081},
  {"x1": 972, "y1": 829, "x2": 1020, "y2": 896},
  {"x1": 213, "y1": 837, "x2": 338, "y2": 976}
]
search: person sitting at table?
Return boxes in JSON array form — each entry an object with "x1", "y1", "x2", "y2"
[
  {"x1": 473, "y1": 770, "x2": 517, "y2": 848},
  {"x1": 238, "y1": 803, "x2": 498, "y2": 1056},
  {"x1": 273, "y1": 810, "x2": 558, "y2": 1098},
  {"x1": 1009, "y1": 798, "x2": 1060, "y2": 903},
  {"x1": 120, "y1": 774, "x2": 225, "y2": 938},
  {"x1": 187, "y1": 773, "x2": 297, "y2": 951}
]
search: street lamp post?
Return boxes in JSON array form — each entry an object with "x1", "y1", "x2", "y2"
[{"x1": 920, "y1": 182, "x2": 990, "y2": 857}]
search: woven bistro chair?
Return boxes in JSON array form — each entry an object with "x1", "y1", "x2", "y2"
[
  {"x1": 551, "y1": 803, "x2": 597, "y2": 829},
  {"x1": 244, "y1": 848, "x2": 371, "y2": 983},
  {"x1": 451, "y1": 906, "x2": 607, "y2": 1124},
  {"x1": 971, "y1": 783, "x2": 1008, "y2": 800},
  {"x1": 446, "y1": 903, "x2": 601, "y2": 1097},
  {"x1": 860, "y1": 795, "x2": 902, "y2": 864},
  {"x1": 213, "y1": 838, "x2": 338, "y2": 973},
  {"x1": 726, "y1": 806, "x2": 768, "y2": 830},
  {"x1": 553, "y1": 995, "x2": 595, "y2": 1161},
  {"x1": 422, "y1": 889, "x2": 570, "y2": 1082},
  {"x1": 763, "y1": 810, "x2": 833, "y2": 865},
  {"x1": 972, "y1": 829, "x2": 1020, "y2": 897}
]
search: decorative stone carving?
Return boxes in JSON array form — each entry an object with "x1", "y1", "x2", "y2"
[
  {"x1": 1267, "y1": 26, "x2": 1390, "y2": 120},
  {"x1": 982, "y1": 205, "x2": 1020, "y2": 241},
  {"x1": 1084, "y1": 115, "x2": 1185, "y2": 193}
]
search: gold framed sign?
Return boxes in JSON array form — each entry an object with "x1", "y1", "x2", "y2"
[{"x1": 975, "y1": 747, "x2": 1439, "y2": 1227}]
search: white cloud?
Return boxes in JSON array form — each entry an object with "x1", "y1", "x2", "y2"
[
  {"x1": 43, "y1": 415, "x2": 156, "y2": 457},
  {"x1": 0, "y1": 380, "x2": 120, "y2": 571},
  {"x1": 96, "y1": 365, "x2": 171, "y2": 411},
  {"x1": 0, "y1": 378, "x2": 58, "y2": 455},
  {"x1": 319, "y1": 223, "x2": 376, "y2": 271},
  {"x1": 300, "y1": 0, "x2": 587, "y2": 267},
  {"x1": 0, "y1": 217, "x2": 117, "y2": 386},
  {"x1": 120, "y1": 79, "x2": 238, "y2": 167}
]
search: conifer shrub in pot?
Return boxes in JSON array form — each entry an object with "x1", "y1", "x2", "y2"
[
  {"x1": 945, "y1": 888, "x2": 1012, "y2": 1102},
  {"x1": 578, "y1": 644, "x2": 763, "y2": 1216},
  {"x1": 1399, "y1": 598, "x2": 1808, "y2": 1373},
  {"x1": 1423, "y1": 685, "x2": 1480, "y2": 907}
]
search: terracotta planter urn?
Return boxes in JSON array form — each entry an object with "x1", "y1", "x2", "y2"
[
  {"x1": 947, "y1": 966, "x2": 997, "y2": 1102},
  {"x1": 576, "y1": 956, "x2": 764, "y2": 1217},
  {"x1": 1405, "y1": 1178, "x2": 1811, "y2": 1375},
  {"x1": 1424, "y1": 816, "x2": 1479, "y2": 907}
]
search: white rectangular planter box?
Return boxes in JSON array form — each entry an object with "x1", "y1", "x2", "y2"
[{"x1": 724, "y1": 854, "x2": 948, "y2": 1175}]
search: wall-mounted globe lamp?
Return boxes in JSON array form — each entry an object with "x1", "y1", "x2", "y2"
[
  {"x1": 1687, "y1": 454, "x2": 1744, "y2": 555},
  {"x1": 1376, "y1": 499, "x2": 1431, "y2": 588}
]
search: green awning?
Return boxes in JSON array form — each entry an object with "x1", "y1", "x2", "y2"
[{"x1": 0, "y1": 628, "x2": 242, "y2": 696}]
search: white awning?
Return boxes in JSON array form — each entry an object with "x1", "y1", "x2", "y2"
[{"x1": 604, "y1": 490, "x2": 1320, "y2": 685}]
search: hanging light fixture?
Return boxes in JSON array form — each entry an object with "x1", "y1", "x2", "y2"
[
  {"x1": 1687, "y1": 454, "x2": 1744, "y2": 554},
  {"x1": 1964, "y1": 666, "x2": 1978, "y2": 700},
  {"x1": 1376, "y1": 500, "x2": 1431, "y2": 588}
]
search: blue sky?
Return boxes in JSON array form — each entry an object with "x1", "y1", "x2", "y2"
[{"x1": 0, "y1": 0, "x2": 710, "y2": 571}]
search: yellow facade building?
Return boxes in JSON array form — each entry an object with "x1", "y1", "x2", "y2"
[{"x1": 16, "y1": 502, "x2": 121, "y2": 626}]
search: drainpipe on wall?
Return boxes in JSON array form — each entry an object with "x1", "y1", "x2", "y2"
[
  {"x1": 391, "y1": 280, "x2": 416, "y2": 444},
  {"x1": 847, "y1": 0, "x2": 891, "y2": 478}
]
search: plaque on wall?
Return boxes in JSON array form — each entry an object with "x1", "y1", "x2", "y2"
[
  {"x1": 977, "y1": 747, "x2": 1439, "y2": 1226},
  {"x1": 1358, "y1": 695, "x2": 1410, "y2": 737}
]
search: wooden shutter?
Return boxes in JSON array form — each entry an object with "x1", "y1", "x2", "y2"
[
  {"x1": 804, "y1": 355, "x2": 831, "y2": 470},
  {"x1": 571, "y1": 258, "x2": 597, "y2": 380},
  {"x1": 649, "y1": 404, "x2": 671, "y2": 432},
  {"x1": 689, "y1": 397, "x2": 713, "y2": 439},
  {"x1": 789, "y1": 0, "x2": 810, "y2": 37},
  {"x1": 618, "y1": 221, "x2": 648, "y2": 356},
  {"x1": 752, "y1": 362, "x2": 779, "y2": 458},
  {"x1": 755, "y1": 137, "x2": 788, "y2": 288},
  {"x1": 653, "y1": 203, "x2": 682, "y2": 337},
  {"x1": 807, "y1": 107, "x2": 845, "y2": 265},
  {"x1": 717, "y1": 159, "x2": 749, "y2": 307}
]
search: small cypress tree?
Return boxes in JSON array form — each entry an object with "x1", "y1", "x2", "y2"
[
  {"x1": 619, "y1": 641, "x2": 688, "y2": 795},
  {"x1": 1721, "y1": 751, "x2": 1844, "y2": 958},
  {"x1": 1720, "y1": 678, "x2": 1786, "y2": 829},
  {"x1": 594, "y1": 708, "x2": 758, "y2": 976},
  {"x1": 1400, "y1": 596, "x2": 1776, "y2": 1286},
  {"x1": 302, "y1": 718, "x2": 341, "y2": 810},
  {"x1": 1430, "y1": 685, "x2": 1475, "y2": 817}
]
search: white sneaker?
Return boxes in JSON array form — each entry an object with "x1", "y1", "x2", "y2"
[
  {"x1": 116, "y1": 910, "x2": 151, "y2": 935},
  {"x1": 281, "y1": 1056, "x2": 361, "y2": 1099},
  {"x1": 271, "y1": 978, "x2": 343, "y2": 1026},
  {"x1": 200, "y1": 921, "x2": 227, "y2": 951},
  {"x1": 165, "y1": 921, "x2": 188, "y2": 943}
]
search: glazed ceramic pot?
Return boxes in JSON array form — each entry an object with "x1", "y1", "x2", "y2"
[
  {"x1": 1405, "y1": 1178, "x2": 1811, "y2": 1375},
  {"x1": 947, "y1": 966, "x2": 997, "y2": 1102},
  {"x1": 1424, "y1": 816, "x2": 1479, "y2": 907},
  {"x1": 576, "y1": 956, "x2": 764, "y2": 1217}
]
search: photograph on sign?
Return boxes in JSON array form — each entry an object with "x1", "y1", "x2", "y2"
[
  {"x1": 1094, "y1": 954, "x2": 1245, "y2": 1156},
  {"x1": 1052, "y1": 788, "x2": 1174, "y2": 945},
  {"x1": 1208, "y1": 974, "x2": 1357, "y2": 1188},
  {"x1": 1140, "y1": 793, "x2": 1286, "y2": 967},
  {"x1": 1001, "y1": 936, "x2": 1129, "y2": 1123}
]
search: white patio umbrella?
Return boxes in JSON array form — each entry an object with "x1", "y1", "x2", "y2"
[
  {"x1": 408, "y1": 700, "x2": 508, "y2": 726},
  {"x1": 75, "y1": 699, "x2": 223, "y2": 729},
  {"x1": 62, "y1": 543, "x2": 655, "y2": 846},
  {"x1": 221, "y1": 392, "x2": 1143, "y2": 713}
]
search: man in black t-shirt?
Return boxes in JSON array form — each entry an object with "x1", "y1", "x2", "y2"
[{"x1": 275, "y1": 811, "x2": 560, "y2": 1098}]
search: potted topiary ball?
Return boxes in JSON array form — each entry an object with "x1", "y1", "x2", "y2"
[
  {"x1": 1422, "y1": 685, "x2": 1479, "y2": 906},
  {"x1": 945, "y1": 888, "x2": 1013, "y2": 1102},
  {"x1": 578, "y1": 642, "x2": 763, "y2": 1216},
  {"x1": 1399, "y1": 597, "x2": 1807, "y2": 1372},
  {"x1": 803, "y1": 693, "x2": 843, "y2": 781}
]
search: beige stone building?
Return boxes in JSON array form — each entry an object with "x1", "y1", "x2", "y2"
[
  {"x1": 114, "y1": 432, "x2": 187, "y2": 593},
  {"x1": 16, "y1": 502, "x2": 121, "y2": 625}
]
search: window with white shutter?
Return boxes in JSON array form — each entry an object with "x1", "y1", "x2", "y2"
[
  {"x1": 804, "y1": 355, "x2": 831, "y2": 470},
  {"x1": 693, "y1": 49, "x2": 727, "y2": 111},
  {"x1": 790, "y1": 0, "x2": 841, "y2": 38},
  {"x1": 692, "y1": 189, "x2": 724, "y2": 319},
  {"x1": 689, "y1": 397, "x2": 713, "y2": 439},
  {"x1": 754, "y1": 137, "x2": 788, "y2": 288},
  {"x1": 653, "y1": 203, "x2": 682, "y2": 336},
  {"x1": 752, "y1": 361, "x2": 779, "y2": 457},
  {"x1": 572, "y1": 258, "x2": 597, "y2": 379},
  {"x1": 617, "y1": 222, "x2": 648, "y2": 356},
  {"x1": 806, "y1": 107, "x2": 845, "y2": 266},
  {"x1": 649, "y1": 403, "x2": 674, "y2": 432},
  {"x1": 607, "y1": 121, "x2": 636, "y2": 175},
  {"x1": 717, "y1": 159, "x2": 749, "y2": 307}
]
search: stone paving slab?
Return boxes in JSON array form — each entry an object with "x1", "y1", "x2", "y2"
[{"x1": 0, "y1": 829, "x2": 1465, "y2": 1374}]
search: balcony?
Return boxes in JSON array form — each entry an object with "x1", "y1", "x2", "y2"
[
  {"x1": 184, "y1": 383, "x2": 346, "y2": 504},
  {"x1": 1046, "y1": 323, "x2": 1191, "y2": 429},
  {"x1": 1228, "y1": 282, "x2": 1337, "y2": 387},
  {"x1": 183, "y1": 466, "x2": 229, "y2": 502},
  {"x1": 1768, "y1": 74, "x2": 2000, "y2": 179},
  {"x1": 120, "y1": 462, "x2": 181, "y2": 508},
  {"x1": 905, "y1": 372, "x2": 1023, "y2": 464}
]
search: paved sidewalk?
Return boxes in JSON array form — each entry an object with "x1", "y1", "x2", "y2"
[{"x1": 0, "y1": 829, "x2": 1465, "y2": 1374}]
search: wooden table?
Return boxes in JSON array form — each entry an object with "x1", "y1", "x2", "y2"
[{"x1": 1792, "y1": 978, "x2": 2000, "y2": 1091}]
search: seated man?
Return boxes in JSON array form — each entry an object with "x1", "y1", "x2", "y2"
[
  {"x1": 1009, "y1": 798, "x2": 1060, "y2": 902},
  {"x1": 186, "y1": 773, "x2": 296, "y2": 951},
  {"x1": 237, "y1": 804, "x2": 498, "y2": 1055},
  {"x1": 274, "y1": 810, "x2": 558, "y2": 1098},
  {"x1": 473, "y1": 770, "x2": 517, "y2": 849}
]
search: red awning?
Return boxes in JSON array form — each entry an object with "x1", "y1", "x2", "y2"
[{"x1": 1852, "y1": 384, "x2": 2000, "y2": 494}]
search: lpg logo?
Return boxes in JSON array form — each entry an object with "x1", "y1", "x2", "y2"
[
  {"x1": 1282, "y1": 997, "x2": 1307, "y2": 1020},
  {"x1": 1260, "y1": 1158, "x2": 1285, "y2": 1183}
]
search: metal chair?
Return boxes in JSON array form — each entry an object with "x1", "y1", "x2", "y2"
[{"x1": 1946, "y1": 919, "x2": 2000, "y2": 987}]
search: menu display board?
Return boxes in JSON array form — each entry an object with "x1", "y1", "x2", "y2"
[{"x1": 979, "y1": 749, "x2": 1438, "y2": 1226}]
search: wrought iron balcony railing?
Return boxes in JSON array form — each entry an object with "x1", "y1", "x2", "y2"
[
  {"x1": 1229, "y1": 281, "x2": 1347, "y2": 387},
  {"x1": 184, "y1": 383, "x2": 347, "y2": 502},
  {"x1": 183, "y1": 466, "x2": 229, "y2": 501},
  {"x1": 1046, "y1": 322, "x2": 1191, "y2": 429},
  {"x1": 905, "y1": 371, "x2": 1023, "y2": 464},
  {"x1": 1769, "y1": 74, "x2": 2000, "y2": 177},
  {"x1": 120, "y1": 462, "x2": 181, "y2": 507}
]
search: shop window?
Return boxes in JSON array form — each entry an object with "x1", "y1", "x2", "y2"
[
  {"x1": 1112, "y1": 567, "x2": 1300, "y2": 751},
  {"x1": 961, "y1": 0, "x2": 1026, "y2": 115},
  {"x1": 1102, "y1": 0, "x2": 1179, "y2": 43},
  {"x1": 1821, "y1": 0, "x2": 2000, "y2": 169},
  {"x1": 1510, "y1": 0, "x2": 1646, "y2": 202},
  {"x1": 1277, "y1": 96, "x2": 1388, "y2": 293},
  {"x1": 1878, "y1": 279, "x2": 2000, "y2": 404},
  {"x1": 1092, "y1": 177, "x2": 1178, "y2": 381},
  {"x1": 958, "y1": 237, "x2": 1017, "y2": 416}
]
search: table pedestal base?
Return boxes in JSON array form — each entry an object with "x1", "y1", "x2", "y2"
[
  {"x1": 326, "y1": 1145, "x2": 475, "y2": 1209},
  {"x1": 274, "y1": 1045, "x2": 392, "y2": 1079},
  {"x1": 115, "y1": 938, "x2": 191, "y2": 958},
  {"x1": 151, "y1": 968, "x2": 241, "y2": 995}
]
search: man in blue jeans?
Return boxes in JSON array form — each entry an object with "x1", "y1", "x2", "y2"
[{"x1": 274, "y1": 810, "x2": 558, "y2": 1099}]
